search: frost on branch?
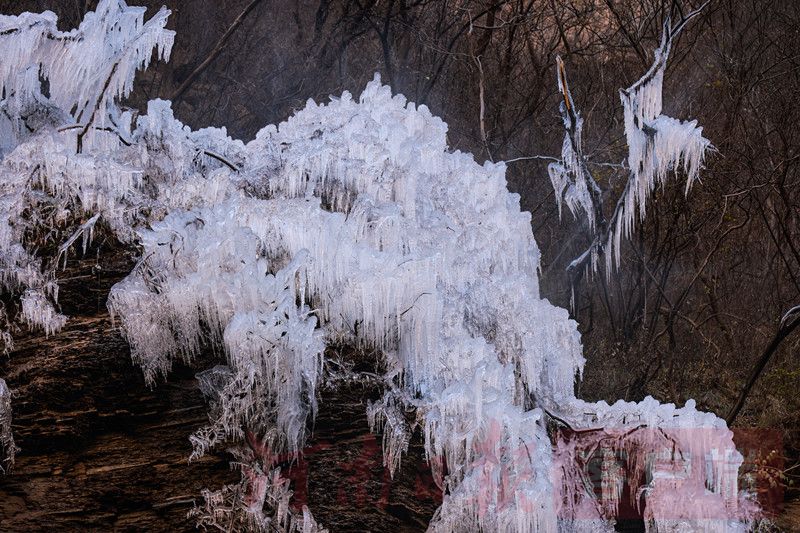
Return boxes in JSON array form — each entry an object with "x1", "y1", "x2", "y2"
[
  {"x1": 610, "y1": 15, "x2": 712, "y2": 269},
  {"x1": 550, "y1": 8, "x2": 712, "y2": 274},
  {"x1": 0, "y1": 0, "x2": 174, "y2": 345},
  {"x1": 0, "y1": 378, "x2": 17, "y2": 473},
  {"x1": 367, "y1": 389, "x2": 414, "y2": 478},
  {"x1": 189, "y1": 463, "x2": 327, "y2": 533},
  {"x1": 548, "y1": 57, "x2": 603, "y2": 233}
]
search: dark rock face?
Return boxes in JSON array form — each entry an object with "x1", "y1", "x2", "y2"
[
  {"x1": 300, "y1": 381, "x2": 441, "y2": 532},
  {"x1": 0, "y1": 249, "x2": 440, "y2": 531}
]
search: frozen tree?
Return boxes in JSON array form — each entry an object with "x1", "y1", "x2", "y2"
[
  {"x1": 0, "y1": 2, "x2": 760, "y2": 532},
  {"x1": 0, "y1": 0, "x2": 173, "y2": 155},
  {"x1": 0, "y1": 0, "x2": 174, "y2": 345},
  {"x1": 548, "y1": 3, "x2": 712, "y2": 277}
]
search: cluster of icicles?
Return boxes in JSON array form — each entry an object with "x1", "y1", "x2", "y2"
[
  {"x1": 0, "y1": 1, "x2": 758, "y2": 531},
  {"x1": 547, "y1": 24, "x2": 712, "y2": 274}
]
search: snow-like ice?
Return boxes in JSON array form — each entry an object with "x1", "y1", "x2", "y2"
[
  {"x1": 0, "y1": 1, "x2": 757, "y2": 531},
  {"x1": 549, "y1": 18, "x2": 712, "y2": 276}
]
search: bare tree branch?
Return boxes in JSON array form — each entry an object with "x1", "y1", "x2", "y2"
[
  {"x1": 726, "y1": 305, "x2": 800, "y2": 426},
  {"x1": 170, "y1": 0, "x2": 267, "y2": 104}
]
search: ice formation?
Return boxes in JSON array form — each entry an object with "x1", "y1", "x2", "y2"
[
  {"x1": 0, "y1": 0, "x2": 175, "y2": 343},
  {"x1": 548, "y1": 57, "x2": 603, "y2": 233},
  {"x1": 610, "y1": 18, "x2": 712, "y2": 270},
  {"x1": 550, "y1": 14, "x2": 712, "y2": 274},
  {"x1": 189, "y1": 462, "x2": 328, "y2": 533},
  {"x1": 0, "y1": 2, "x2": 757, "y2": 531},
  {"x1": 108, "y1": 83, "x2": 754, "y2": 531}
]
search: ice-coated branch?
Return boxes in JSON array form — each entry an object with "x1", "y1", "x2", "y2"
[
  {"x1": 547, "y1": 55, "x2": 608, "y2": 279},
  {"x1": 620, "y1": 1, "x2": 709, "y2": 100},
  {"x1": 367, "y1": 389, "x2": 414, "y2": 478},
  {"x1": 550, "y1": 2, "x2": 712, "y2": 277},
  {"x1": 609, "y1": 5, "x2": 712, "y2": 270},
  {"x1": 189, "y1": 465, "x2": 328, "y2": 533},
  {"x1": 548, "y1": 56, "x2": 606, "y2": 234},
  {"x1": 76, "y1": 62, "x2": 119, "y2": 153},
  {"x1": 56, "y1": 213, "x2": 101, "y2": 269}
]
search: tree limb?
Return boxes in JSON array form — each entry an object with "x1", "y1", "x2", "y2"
[
  {"x1": 726, "y1": 305, "x2": 800, "y2": 426},
  {"x1": 77, "y1": 62, "x2": 119, "y2": 153},
  {"x1": 169, "y1": 0, "x2": 267, "y2": 104}
]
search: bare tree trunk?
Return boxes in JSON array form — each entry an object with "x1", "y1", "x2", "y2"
[{"x1": 726, "y1": 306, "x2": 800, "y2": 426}]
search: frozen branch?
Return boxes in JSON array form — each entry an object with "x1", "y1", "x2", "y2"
[{"x1": 550, "y1": 3, "x2": 712, "y2": 277}]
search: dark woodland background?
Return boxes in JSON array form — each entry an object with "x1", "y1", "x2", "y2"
[{"x1": 0, "y1": 0, "x2": 798, "y2": 530}]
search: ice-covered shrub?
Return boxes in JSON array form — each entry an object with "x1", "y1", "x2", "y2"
[
  {"x1": 0, "y1": 0, "x2": 175, "y2": 342},
  {"x1": 0, "y1": 1, "x2": 758, "y2": 531},
  {"x1": 107, "y1": 79, "x2": 754, "y2": 531}
]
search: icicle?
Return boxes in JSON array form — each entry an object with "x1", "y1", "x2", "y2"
[
  {"x1": 610, "y1": 19, "x2": 712, "y2": 270},
  {"x1": 367, "y1": 390, "x2": 412, "y2": 478},
  {"x1": 549, "y1": 18, "x2": 712, "y2": 277},
  {"x1": 547, "y1": 56, "x2": 601, "y2": 230}
]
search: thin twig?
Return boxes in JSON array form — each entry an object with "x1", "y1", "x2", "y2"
[{"x1": 504, "y1": 155, "x2": 559, "y2": 164}]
